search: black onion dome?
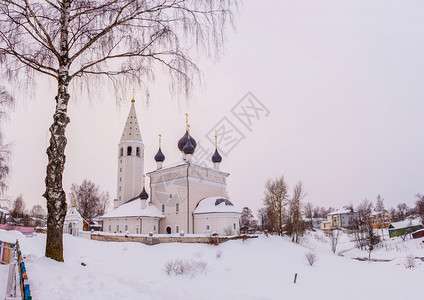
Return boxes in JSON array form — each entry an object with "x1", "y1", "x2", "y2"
[
  {"x1": 183, "y1": 137, "x2": 195, "y2": 155},
  {"x1": 211, "y1": 148, "x2": 222, "y2": 163},
  {"x1": 139, "y1": 187, "x2": 149, "y2": 200},
  {"x1": 154, "y1": 147, "x2": 165, "y2": 162},
  {"x1": 178, "y1": 130, "x2": 197, "y2": 152}
]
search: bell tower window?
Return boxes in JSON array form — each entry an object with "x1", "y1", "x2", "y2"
[
  {"x1": 120, "y1": 147, "x2": 123, "y2": 157},
  {"x1": 127, "y1": 146, "x2": 132, "y2": 156},
  {"x1": 136, "y1": 147, "x2": 140, "y2": 157}
]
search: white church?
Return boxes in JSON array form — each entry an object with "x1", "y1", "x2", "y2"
[{"x1": 101, "y1": 98, "x2": 241, "y2": 235}]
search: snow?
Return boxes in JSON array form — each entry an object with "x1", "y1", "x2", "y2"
[
  {"x1": 102, "y1": 200, "x2": 164, "y2": 218},
  {"x1": 327, "y1": 209, "x2": 354, "y2": 215},
  {"x1": 1, "y1": 229, "x2": 424, "y2": 299},
  {"x1": 389, "y1": 219, "x2": 421, "y2": 229},
  {"x1": 0, "y1": 264, "x2": 8, "y2": 299},
  {"x1": 193, "y1": 196, "x2": 241, "y2": 214}
]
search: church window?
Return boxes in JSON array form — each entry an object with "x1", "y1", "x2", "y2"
[
  {"x1": 119, "y1": 186, "x2": 121, "y2": 191},
  {"x1": 108, "y1": 224, "x2": 111, "y2": 232},
  {"x1": 162, "y1": 204, "x2": 165, "y2": 213},
  {"x1": 120, "y1": 177, "x2": 122, "y2": 182},
  {"x1": 136, "y1": 147, "x2": 140, "y2": 157},
  {"x1": 176, "y1": 225, "x2": 179, "y2": 233},
  {"x1": 233, "y1": 223, "x2": 236, "y2": 230},
  {"x1": 116, "y1": 224, "x2": 119, "y2": 232},
  {"x1": 125, "y1": 225, "x2": 128, "y2": 232},
  {"x1": 206, "y1": 225, "x2": 210, "y2": 231},
  {"x1": 176, "y1": 203, "x2": 179, "y2": 212},
  {"x1": 127, "y1": 146, "x2": 132, "y2": 156},
  {"x1": 120, "y1": 148, "x2": 123, "y2": 157},
  {"x1": 153, "y1": 225, "x2": 156, "y2": 232},
  {"x1": 120, "y1": 168, "x2": 122, "y2": 172}
]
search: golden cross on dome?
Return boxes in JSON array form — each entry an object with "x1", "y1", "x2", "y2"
[
  {"x1": 158, "y1": 134, "x2": 162, "y2": 147},
  {"x1": 131, "y1": 89, "x2": 135, "y2": 103}
]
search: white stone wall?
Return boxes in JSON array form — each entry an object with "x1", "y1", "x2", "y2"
[
  {"x1": 102, "y1": 217, "x2": 160, "y2": 235},
  {"x1": 193, "y1": 213, "x2": 240, "y2": 235}
]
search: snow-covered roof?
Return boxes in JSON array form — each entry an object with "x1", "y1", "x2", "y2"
[
  {"x1": 65, "y1": 205, "x2": 84, "y2": 222},
  {"x1": 0, "y1": 208, "x2": 8, "y2": 214},
  {"x1": 147, "y1": 158, "x2": 229, "y2": 176},
  {"x1": 193, "y1": 196, "x2": 241, "y2": 214},
  {"x1": 102, "y1": 199, "x2": 164, "y2": 218},
  {"x1": 389, "y1": 219, "x2": 422, "y2": 229},
  {"x1": 327, "y1": 209, "x2": 355, "y2": 216}
]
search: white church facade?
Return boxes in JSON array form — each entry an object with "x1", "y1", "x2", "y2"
[{"x1": 101, "y1": 98, "x2": 241, "y2": 235}]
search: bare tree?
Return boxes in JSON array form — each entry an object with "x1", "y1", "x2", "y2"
[
  {"x1": 304, "y1": 202, "x2": 314, "y2": 229},
  {"x1": 264, "y1": 176, "x2": 289, "y2": 236},
  {"x1": 415, "y1": 193, "x2": 424, "y2": 224},
  {"x1": 11, "y1": 194, "x2": 26, "y2": 218},
  {"x1": 69, "y1": 179, "x2": 110, "y2": 222},
  {"x1": 289, "y1": 181, "x2": 306, "y2": 244},
  {"x1": 0, "y1": 0, "x2": 238, "y2": 261},
  {"x1": 257, "y1": 207, "x2": 267, "y2": 231},
  {"x1": 375, "y1": 194, "x2": 385, "y2": 240},
  {"x1": 240, "y1": 207, "x2": 254, "y2": 228},
  {"x1": 329, "y1": 229, "x2": 340, "y2": 253},
  {"x1": 351, "y1": 199, "x2": 373, "y2": 250},
  {"x1": 365, "y1": 219, "x2": 380, "y2": 261},
  {"x1": 305, "y1": 251, "x2": 318, "y2": 266},
  {"x1": 0, "y1": 87, "x2": 14, "y2": 194},
  {"x1": 30, "y1": 204, "x2": 46, "y2": 219}
]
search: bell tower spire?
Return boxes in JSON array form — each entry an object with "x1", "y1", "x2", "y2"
[{"x1": 115, "y1": 94, "x2": 145, "y2": 208}]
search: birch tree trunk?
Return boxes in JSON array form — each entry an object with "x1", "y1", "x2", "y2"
[{"x1": 43, "y1": 1, "x2": 71, "y2": 262}]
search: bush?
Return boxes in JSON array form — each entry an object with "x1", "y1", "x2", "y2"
[
  {"x1": 223, "y1": 226, "x2": 234, "y2": 236},
  {"x1": 404, "y1": 255, "x2": 415, "y2": 269},
  {"x1": 305, "y1": 251, "x2": 318, "y2": 266},
  {"x1": 164, "y1": 258, "x2": 208, "y2": 278}
]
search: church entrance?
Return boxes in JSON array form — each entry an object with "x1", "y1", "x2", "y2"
[{"x1": 166, "y1": 227, "x2": 171, "y2": 234}]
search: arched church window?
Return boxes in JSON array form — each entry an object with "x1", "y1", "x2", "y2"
[
  {"x1": 108, "y1": 224, "x2": 111, "y2": 232},
  {"x1": 127, "y1": 146, "x2": 132, "y2": 156},
  {"x1": 176, "y1": 225, "x2": 179, "y2": 233},
  {"x1": 162, "y1": 204, "x2": 165, "y2": 213},
  {"x1": 176, "y1": 203, "x2": 179, "y2": 212},
  {"x1": 206, "y1": 225, "x2": 210, "y2": 231},
  {"x1": 120, "y1": 147, "x2": 123, "y2": 157},
  {"x1": 136, "y1": 147, "x2": 140, "y2": 157}
]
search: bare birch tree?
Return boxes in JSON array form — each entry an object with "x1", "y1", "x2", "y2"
[
  {"x1": 0, "y1": 0, "x2": 238, "y2": 261},
  {"x1": 290, "y1": 181, "x2": 306, "y2": 244},
  {"x1": 0, "y1": 87, "x2": 14, "y2": 194},
  {"x1": 264, "y1": 176, "x2": 289, "y2": 236}
]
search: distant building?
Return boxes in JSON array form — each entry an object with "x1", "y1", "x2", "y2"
[
  {"x1": 320, "y1": 209, "x2": 356, "y2": 230},
  {"x1": 388, "y1": 220, "x2": 422, "y2": 238},
  {"x1": 369, "y1": 211, "x2": 391, "y2": 229},
  {"x1": 64, "y1": 204, "x2": 88, "y2": 236}
]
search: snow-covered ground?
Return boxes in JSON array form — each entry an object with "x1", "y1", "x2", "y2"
[{"x1": 0, "y1": 229, "x2": 423, "y2": 300}]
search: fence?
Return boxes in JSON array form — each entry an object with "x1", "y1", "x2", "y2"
[{"x1": 1, "y1": 240, "x2": 32, "y2": 300}]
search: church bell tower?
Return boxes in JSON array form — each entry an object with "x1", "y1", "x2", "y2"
[{"x1": 115, "y1": 96, "x2": 144, "y2": 208}]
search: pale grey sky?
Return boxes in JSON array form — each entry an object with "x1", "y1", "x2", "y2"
[{"x1": 3, "y1": 0, "x2": 424, "y2": 215}]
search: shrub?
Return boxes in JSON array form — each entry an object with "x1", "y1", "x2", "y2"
[
  {"x1": 404, "y1": 255, "x2": 415, "y2": 269},
  {"x1": 305, "y1": 251, "x2": 318, "y2": 266},
  {"x1": 164, "y1": 258, "x2": 208, "y2": 278},
  {"x1": 223, "y1": 226, "x2": 234, "y2": 236}
]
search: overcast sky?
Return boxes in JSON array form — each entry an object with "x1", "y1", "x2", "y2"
[{"x1": 3, "y1": 0, "x2": 424, "y2": 215}]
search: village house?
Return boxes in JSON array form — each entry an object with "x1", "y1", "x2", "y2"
[
  {"x1": 388, "y1": 219, "x2": 423, "y2": 238},
  {"x1": 320, "y1": 209, "x2": 356, "y2": 230}
]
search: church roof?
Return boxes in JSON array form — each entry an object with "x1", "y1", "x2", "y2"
[
  {"x1": 146, "y1": 158, "x2": 230, "y2": 177},
  {"x1": 120, "y1": 103, "x2": 142, "y2": 142},
  {"x1": 193, "y1": 196, "x2": 241, "y2": 214},
  {"x1": 211, "y1": 148, "x2": 222, "y2": 163},
  {"x1": 102, "y1": 200, "x2": 164, "y2": 218},
  {"x1": 65, "y1": 205, "x2": 84, "y2": 222},
  {"x1": 178, "y1": 130, "x2": 197, "y2": 152},
  {"x1": 154, "y1": 147, "x2": 165, "y2": 162}
]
